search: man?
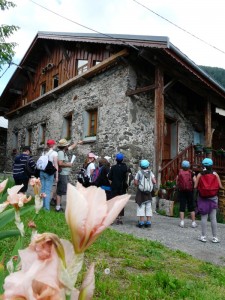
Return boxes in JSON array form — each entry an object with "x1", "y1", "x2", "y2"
[
  {"x1": 56, "y1": 138, "x2": 82, "y2": 212},
  {"x1": 13, "y1": 146, "x2": 36, "y2": 193},
  {"x1": 40, "y1": 139, "x2": 58, "y2": 211}
]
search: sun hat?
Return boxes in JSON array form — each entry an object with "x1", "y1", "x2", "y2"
[
  {"x1": 140, "y1": 159, "x2": 150, "y2": 168},
  {"x1": 181, "y1": 160, "x2": 190, "y2": 168},
  {"x1": 202, "y1": 158, "x2": 213, "y2": 166},
  {"x1": 57, "y1": 139, "x2": 70, "y2": 147},
  {"x1": 104, "y1": 156, "x2": 111, "y2": 162},
  {"x1": 116, "y1": 153, "x2": 124, "y2": 161},
  {"x1": 47, "y1": 139, "x2": 56, "y2": 145}
]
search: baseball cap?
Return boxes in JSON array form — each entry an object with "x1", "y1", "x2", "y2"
[
  {"x1": 47, "y1": 139, "x2": 56, "y2": 145},
  {"x1": 181, "y1": 160, "x2": 190, "y2": 168},
  {"x1": 116, "y1": 153, "x2": 124, "y2": 161}
]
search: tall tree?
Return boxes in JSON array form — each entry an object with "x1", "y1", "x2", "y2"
[{"x1": 0, "y1": 0, "x2": 19, "y2": 71}]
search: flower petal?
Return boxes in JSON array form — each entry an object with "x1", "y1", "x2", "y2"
[{"x1": 78, "y1": 263, "x2": 95, "y2": 300}]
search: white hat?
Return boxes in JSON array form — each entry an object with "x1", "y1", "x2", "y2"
[{"x1": 104, "y1": 156, "x2": 111, "y2": 162}]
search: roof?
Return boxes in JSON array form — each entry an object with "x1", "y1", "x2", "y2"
[{"x1": 1, "y1": 32, "x2": 225, "y2": 111}]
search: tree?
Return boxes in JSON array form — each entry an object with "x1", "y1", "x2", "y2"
[{"x1": 0, "y1": 0, "x2": 19, "y2": 71}]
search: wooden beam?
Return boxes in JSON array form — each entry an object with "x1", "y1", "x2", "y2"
[
  {"x1": 126, "y1": 84, "x2": 156, "y2": 96},
  {"x1": 205, "y1": 99, "x2": 212, "y2": 147},
  {"x1": 163, "y1": 79, "x2": 177, "y2": 93},
  {"x1": 154, "y1": 65, "x2": 164, "y2": 182},
  {"x1": 23, "y1": 66, "x2": 36, "y2": 73},
  {"x1": 9, "y1": 89, "x2": 22, "y2": 95}
]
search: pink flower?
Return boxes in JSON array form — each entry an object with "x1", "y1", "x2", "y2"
[
  {"x1": 65, "y1": 183, "x2": 130, "y2": 253},
  {"x1": 0, "y1": 179, "x2": 8, "y2": 193},
  {"x1": 29, "y1": 178, "x2": 41, "y2": 195},
  {"x1": 6, "y1": 185, "x2": 32, "y2": 209}
]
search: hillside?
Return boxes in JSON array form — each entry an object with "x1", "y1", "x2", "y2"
[{"x1": 199, "y1": 65, "x2": 225, "y2": 88}]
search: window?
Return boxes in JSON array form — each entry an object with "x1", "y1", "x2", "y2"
[
  {"x1": 77, "y1": 59, "x2": 88, "y2": 75},
  {"x1": 93, "y1": 60, "x2": 101, "y2": 66},
  {"x1": 61, "y1": 113, "x2": 72, "y2": 140},
  {"x1": 25, "y1": 128, "x2": 32, "y2": 146},
  {"x1": 83, "y1": 109, "x2": 98, "y2": 141},
  {"x1": 53, "y1": 74, "x2": 59, "y2": 89},
  {"x1": 39, "y1": 123, "x2": 46, "y2": 146},
  {"x1": 40, "y1": 82, "x2": 46, "y2": 95},
  {"x1": 13, "y1": 132, "x2": 18, "y2": 149}
]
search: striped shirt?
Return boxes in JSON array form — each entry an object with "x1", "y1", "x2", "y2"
[{"x1": 13, "y1": 154, "x2": 36, "y2": 179}]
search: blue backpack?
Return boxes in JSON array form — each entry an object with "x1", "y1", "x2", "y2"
[{"x1": 91, "y1": 167, "x2": 102, "y2": 182}]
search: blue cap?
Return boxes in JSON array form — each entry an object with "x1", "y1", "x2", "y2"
[
  {"x1": 202, "y1": 158, "x2": 213, "y2": 166},
  {"x1": 140, "y1": 159, "x2": 150, "y2": 168},
  {"x1": 181, "y1": 160, "x2": 190, "y2": 168},
  {"x1": 116, "y1": 153, "x2": 124, "y2": 161}
]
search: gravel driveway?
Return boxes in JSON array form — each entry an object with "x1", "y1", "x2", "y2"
[{"x1": 111, "y1": 197, "x2": 225, "y2": 266}]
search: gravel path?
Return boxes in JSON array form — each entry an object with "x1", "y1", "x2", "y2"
[{"x1": 111, "y1": 197, "x2": 225, "y2": 266}]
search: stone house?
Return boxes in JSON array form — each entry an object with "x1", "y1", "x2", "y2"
[{"x1": 1, "y1": 32, "x2": 225, "y2": 184}]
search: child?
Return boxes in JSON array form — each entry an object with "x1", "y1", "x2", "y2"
[
  {"x1": 194, "y1": 158, "x2": 223, "y2": 243},
  {"x1": 176, "y1": 160, "x2": 197, "y2": 228},
  {"x1": 134, "y1": 159, "x2": 156, "y2": 228}
]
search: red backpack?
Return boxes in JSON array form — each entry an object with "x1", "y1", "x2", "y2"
[
  {"x1": 177, "y1": 169, "x2": 193, "y2": 191},
  {"x1": 198, "y1": 173, "x2": 220, "y2": 198}
]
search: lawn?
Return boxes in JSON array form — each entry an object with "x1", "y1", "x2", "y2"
[{"x1": 1, "y1": 204, "x2": 225, "y2": 300}]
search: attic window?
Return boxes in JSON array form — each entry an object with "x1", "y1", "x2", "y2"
[
  {"x1": 53, "y1": 74, "x2": 59, "y2": 89},
  {"x1": 77, "y1": 59, "x2": 88, "y2": 75},
  {"x1": 93, "y1": 60, "x2": 101, "y2": 66},
  {"x1": 40, "y1": 82, "x2": 46, "y2": 95}
]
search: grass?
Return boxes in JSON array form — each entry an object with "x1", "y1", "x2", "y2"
[{"x1": 1, "y1": 206, "x2": 225, "y2": 299}]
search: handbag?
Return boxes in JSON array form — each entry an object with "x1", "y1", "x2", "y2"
[{"x1": 44, "y1": 161, "x2": 57, "y2": 175}]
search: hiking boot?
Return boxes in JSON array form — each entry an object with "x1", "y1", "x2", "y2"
[
  {"x1": 191, "y1": 221, "x2": 197, "y2": 228},
  {"x1": 179, "y1": 220, "x2": 184, "y2": 228},
  {"x1": 145, "y1": 222, "x2": 151, "y2": 228},
  {"x1": 136, "y1": 222, "x2": 144, "y2": 228}
]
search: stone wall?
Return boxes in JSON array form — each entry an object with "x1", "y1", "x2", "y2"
[
  {"x1": 6, "y1": 63, "x2": 194, "y2": 182},
  {"x1": 0, "y1": 127, "x2": 7, "y2": 172}
]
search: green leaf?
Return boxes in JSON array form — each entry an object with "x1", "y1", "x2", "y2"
[
  {"x1": 0, "y1": 229, "x2": 20, "y2": 240},
  {"x1": 0, "y1": 205, "x2": 34, "y2": 228}
]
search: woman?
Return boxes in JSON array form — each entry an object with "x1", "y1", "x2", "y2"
[{"x1": 194, "y1": 158, "x2": 223, "y2": 243}]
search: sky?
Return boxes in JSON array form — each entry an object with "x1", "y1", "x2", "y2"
[{"x1": 1, "y1": 0, "x2": 225, "y2": 95}]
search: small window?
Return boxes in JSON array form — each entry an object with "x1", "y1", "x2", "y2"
[
  {"x1": 13, "y1": 132, "x2": 18, "y2": 149},
  {"x1": 25, "y1": 128, "x2": 32, "y2": 146},
  {"x1": 77, "y1": 59, "x2": 88, "y2": 75},
  {"x1": 39, "y1": 123, "x2": 46, "y2": 146},
  {"x1": 53, "y1": 74, "x2": 59, "y2": 89},
  {"x1": 89, "y1": 110, "x2": 98, "y2": 136},
  {"x1": 93, "y1": 60, "x2": 101, "y2": 66},
  {"x1": 40, "y1": 82, "x2": 46, "y2": 95},
  {"x1": 62, "y1": 113, "x2": 72, "y2": 140},
  {"x1": 83, "y1": 109, "x2": 98, "y2": 141}
]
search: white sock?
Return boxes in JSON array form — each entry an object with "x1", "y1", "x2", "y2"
[{"x1": 56, "y1": 205, "x2": 61, "y2": 210}]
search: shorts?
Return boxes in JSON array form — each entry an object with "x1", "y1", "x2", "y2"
[
  {"x1": 137, "y1": 201, "x2": 152, "y2": 217},
  {"x1": 14, "y1": 178, "x2": 29, "y2": 193},
  {"x1": 178, "y1": 190, "x2": 195, "y2": 212},
  {"x1": 56, "y1": 175, "x2": 68, "y2": 196}
]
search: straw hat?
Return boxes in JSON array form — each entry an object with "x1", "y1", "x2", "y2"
[{"x1": 57, "y1": 139, "x2": 70, "y2": 147}]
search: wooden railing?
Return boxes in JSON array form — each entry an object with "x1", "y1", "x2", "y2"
[{"x1": 160, "y1": 145, "x2": 225, "y2": 184}]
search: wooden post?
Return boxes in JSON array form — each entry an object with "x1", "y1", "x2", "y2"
[
  {"x1": 154, "y1": 65, "x2": 164, "y2": 184},
  {"x1": 205, "y1": 99, "x2": 212, "y2": 147}
]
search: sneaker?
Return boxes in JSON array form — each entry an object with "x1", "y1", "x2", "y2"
[
  {"x1": 179, "y1": 220, "x2": 184, "y2": 228},
  {"x1": 145, "y1": 222, "x2": 151, "y2": 228},
  {"x1": 136, "y1": 222, "x2": 144, "y2": 228},
  {"x1": 212, "y1": 237, "x2": 220, "y2": 243},
  {"x1": 55, "y1": 207, "x2": 64, "y2": 213},
  {"x1": 199, "y1": 236, "x2": 207, "y2": 242},
  {"x1": 191, "y1": 221, "x2": 197, "y2": 228}
]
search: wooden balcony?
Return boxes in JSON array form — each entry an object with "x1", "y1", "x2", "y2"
[{"x1": 160, "y1": 145, "x2": 225, "y2": 185}]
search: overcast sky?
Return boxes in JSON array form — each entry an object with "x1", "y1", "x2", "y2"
[{"x1": 1, "y1": 0, "x2": 225, "y2": 95}]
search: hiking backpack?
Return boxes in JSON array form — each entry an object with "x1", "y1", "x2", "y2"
[
  {"x1": 36, "y1": 151, "x2": 56, "y2": 175},
  {"x1": 138, "y1": 170, "x2": 153, "y2": 193},
  {"x1": 177, "y1": 169, "x2": 193, "y2": 191},
  {"x1": 77, "y1": 168, "x2": 90, "y2": 187},
  {"x1": 198, "y1": 173, "x2": 220, "y2": 198}
]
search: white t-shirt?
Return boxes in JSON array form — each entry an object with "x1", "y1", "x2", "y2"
[
  {"x1": 86, "y1": 162, "x2": 95, "y2": 180},
  {"x1": 46, "y1": 149, "x2": 58, "y2": 166}
]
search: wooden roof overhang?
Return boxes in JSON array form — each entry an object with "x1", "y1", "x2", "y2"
[{"x1": 1, "y1": 32, "x2": 225, "y2": 116}]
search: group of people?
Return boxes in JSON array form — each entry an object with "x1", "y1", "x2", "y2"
[
  {"x1": 12, "y1": 141, "x2": 224, "y2": 242},
  {"x1": 176, "y1": 158, "x2": 223, "y2": 243}
]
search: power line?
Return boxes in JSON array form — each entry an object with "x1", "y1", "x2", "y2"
[
  {"x1": 132, "y1": 0, "x2": 225, "y2": 55},
  {"x1": 28, "y1": 0, "x2": 139, "y2": 51}
]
